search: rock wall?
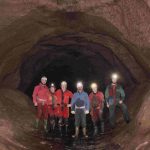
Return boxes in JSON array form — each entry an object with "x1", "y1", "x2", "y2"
[{"x1": 0, "y1": 0, "x2": 150, "y2": 49}]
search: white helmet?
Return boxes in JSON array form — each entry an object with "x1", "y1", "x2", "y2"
[
  {"x1": 91, "y1": 83, "x2": 98, "y2": 89},
  {"x1": 111, "y1": 73, "x2": 118, "y2": 80},
  {"x1": 61, "y1": 81, "x2": 67, "y2": 86},
  {"x1": 41, "y1": 76, "x2": 47, "y2": 81},
  {"x1": 76, "y1": 81, "x2": 83, "y2": 88}
]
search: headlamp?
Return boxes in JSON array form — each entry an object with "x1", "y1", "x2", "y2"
[
  {"x1": 41, "y1": 76, "x2": 47, "y2": 81},
  {"x1": 91, "y1": 83, "x2": 97, "y2": 89},
  {"x1": 77, "y1": 81, "x2": 83, "y2": 88},
  {"x1": 111, "y1": 73, "x2": 118, "y2": 79},
  {"x1": 61, "y1": 81, "x2": 67, "y2": 86}
]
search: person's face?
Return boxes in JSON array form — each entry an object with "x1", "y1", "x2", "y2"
[
  {"x1": 112, "y1": 78, "x2": 117, "y2": 84},
  {"x1": 92, "y1": 86, "x2": 98, "y2": 93},
  {"x1": 41, "y1": 79, "x2": 47, "y2": 85},
  {"x1": 50, "y1": 87, "x2": 55, "y2": 93},
  {"x1": 61, "y1": 84, "x2": 67, "y2": 92},
  {"x1": 77, "y1": 86, "x2": 83, "y2": 92}
]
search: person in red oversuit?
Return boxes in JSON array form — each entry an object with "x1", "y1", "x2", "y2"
[
  {"x1": 89, "y1": 83, "x2": 105, "y2": 136},
  {"x1": 32, "y1": 76, "x2": 49, "y2": 132},
  {"x1": 55, "y1": 81, "x2": 73, "y2": 136},
  {"x1": 47, "y1": 83, "x2": 58, "y2": 132}
]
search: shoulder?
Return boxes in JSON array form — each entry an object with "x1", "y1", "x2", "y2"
[
  {"x1": 83, "y1": 91, "x2": 88, "y2": 96},
  {"x1": 67, "y1": 90, "x2": 73, "y2": 95},
  {"x1": 45, "y1": 86, "x2": 49, "y2": 89},
  {"x1": 34, "y1": 85, "x2": 40, "y2": 90},
  {"x1": 98, "y1": 91, "x2": 104, "y2": 95},
  {"x1": 73, "y1": 92, "x2": 78, "y2": 96},
  {"x1": 56, "y1": 89, "x2": 61, "y2": 93},
  {"x1": 73, "y1": 92, "x2": 77, "y2": 95},
  {"x1": 89, "y1": 92, "x2": 93, "y2": 96}
]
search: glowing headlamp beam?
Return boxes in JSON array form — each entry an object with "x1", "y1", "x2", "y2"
[{"x1": 111, "y1": 73, "x2": 118, "y2": 79}]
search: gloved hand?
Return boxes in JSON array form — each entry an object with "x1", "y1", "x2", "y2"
[
  {"x1": 107, "y1": 103, "x2": 109, "y2": 108},
  {"x1": 67, "y1": 104, "x2": 71, "y2": 107},
  {"x1": 99, "y1": 110, "x2": 103, "y2": 114},
  {"x1": 71, "y1": 111, "x2": 75, "y2": 114},
  {"x1": 42, "y1": 101, "x2": 45, "y2": 106},
  {"x1": 34, "y1": 103, "x2": 37, "y2": 107},
  {"x1": 119, "y1": 100, "x2": 123, "y2": 104},
  {"x1": 85, "y1": 110, "x2": 89, "y2": 114}
]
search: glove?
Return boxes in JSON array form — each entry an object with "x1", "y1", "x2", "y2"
[
  {"x1": 119, "y1": 100, "x2": 123, "y2": 104},
  {"x1": 71, "y1": 111, "x2": 75, "y2": 114},
  {"x1": 34, "y1": 103, "x2": 37, "y2": 107},
  {"x1": 67, "y1": 104, "x2": 71, "y2": 107},
  {"x1": 85, "y1": 110, "x2": 89, "y2": 114},
  {"x1": 107, "y1": 103, "x2": 109, "y2": 108},
  {"x1": 42, "y1": 101, "x2": 45, "y2": 106}
]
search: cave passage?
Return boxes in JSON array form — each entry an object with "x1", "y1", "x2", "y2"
[
  {"x1": 19, "y1": 35, "x2": 136, "y2": 97},
  {"x1": 17, "y1": 35, "x2": 137, "y2": 149}
]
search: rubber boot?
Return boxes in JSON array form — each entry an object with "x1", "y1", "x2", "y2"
[
  {"x1": 100, "y1": 121, "x2": 104, "y2": 134},
  {"x1": 44, "y1": 119, "x2": 48, "y2": 132},
  {"x1": 52, "y1": 120, "x2": 55, "y2": 131},
  {"x1": 83, "y1": 128, "x2": 88, "y2": 139},
  {"x1": 58, "y1": 118, "x2": 63, "y2": 136},
  {"x1": 93, "y1": 126, "x2": 98, "y2": 136},
  {"x1": 72, "y1": 127, "x2": 79, "y2": 139},
  {"x1": 35, "y1": 119, "x2": 39, "y2": 129},
  {"x1": 65, "y1": 125, "x2": 68, "y2": 136},
  {"x1": 50, "y1": 119, "x2": 55, "y2": 131}
]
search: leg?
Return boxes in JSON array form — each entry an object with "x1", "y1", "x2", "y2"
[
  {"x1": 63, "y1": 107, "x2": 69, "y2": 135},
  {"x1": 50, "y1": 116, "x2": 55, "y2": 131},
  {"x1": 91, "y1": 109, "x2": 98, "y2": 136},
  {"x1": 43, "y1": 104, "x2": 48, "y2": 132},
  {"x1": 93, "y1": 121, "x2": 98, "y2": 136},
  {"x1": 35, "y1": 103, "x2": 42, "y2": 129},
  {"x1": 72, "y1": 110, "x2": 80, "y2": 138},
  {"x1": 99, "y1": 112, "x2": 104, "y2": 133},
  {"x1": 81, "y1": 110, "x2": 88, "y2": 138},
  {"x1": 64, "y1": 118, "x2": 69, "y2": 135},
  {"x1": 58, "y1": 117, "x2": 63, "y2": 136},
  {"x1": 109, "y1": 104, "x2": 116, "y2": 128},
  {"x1": 119, "y1": 103, "x2": 130, "y2": 123}
]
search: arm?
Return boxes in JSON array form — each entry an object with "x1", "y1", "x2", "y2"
[
  {"x1": 100, "y1": 92, "x2": 105, "y2": 110},
  {"x1": 67, "y1": 91, "x2": 73, "y2": 107},
  {"x1": 105, "y1": 86, "x2": 109, "y2": 104},
  {"x1": 55, "y1": 90, "x2": 61, "y2": 105},
  {"x1": 120, "y1": 86, "x2": 125, "y2": 101},
  {"x1": 71, "y1": 94, "x2": 76, "y2": 111},
  {"x1": 85, "y1": 93, "x2": 90, "y2": 111},
  {"x1": 89, "y1": 94, "x2": 93, "y2": 111},
  {"x1": 32, "y1": 86, "x2": 39, "y2": 106}
]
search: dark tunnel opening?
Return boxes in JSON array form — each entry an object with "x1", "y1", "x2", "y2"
[{"x1": 19, "y1": 42, "x2": 136, "y2": 98}]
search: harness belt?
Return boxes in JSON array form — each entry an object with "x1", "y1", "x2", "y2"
[
  {"x1": 37, "y1": 98, "x2": 46, "y2": 102},
  {"x1": 75, "y1": 105, "x2": 85, "y2": 109}
]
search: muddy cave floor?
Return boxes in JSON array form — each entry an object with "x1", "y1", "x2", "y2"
[
  {"x1": 0, "y1": 83, "x2": 150, "y2": 150},
  {"x1": 31, "y1": 120, "x2": 123, "y2": 150},
  {"x1": 27, "y1": 111, "x2": 129, "y2": 150}
]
